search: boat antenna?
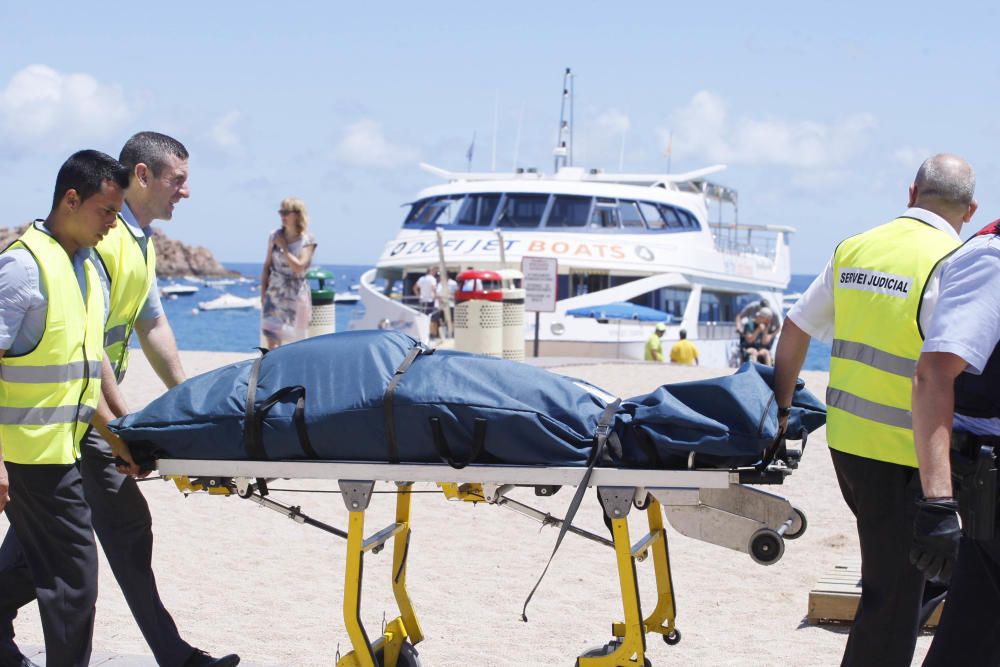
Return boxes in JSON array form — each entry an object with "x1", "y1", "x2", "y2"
[
  {"x1": 466, "y1": 131, "x2": 476, "y2": 172},
  {"x1": 491, "y1": 89, "x2": 499, "y2": 171},
  {"x1": 512, "y1": 103, "x2": 524, "y2": 170},
  {"x1": 553, "y1": 67, "x2": 573, "y2": 172}
]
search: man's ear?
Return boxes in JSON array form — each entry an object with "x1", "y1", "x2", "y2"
[
  {"x1": 964, "y1": 200, "x2": 978, "y2": 223},
  {"x1": 63, "y1": 188, "x2": 80, "y2": 211},
  {"x1": 908, "y1": 183, "x2": 918, "y2": 207},
  {"x1": 134, "y1": 163, "x2": 149, "y2": 187}
]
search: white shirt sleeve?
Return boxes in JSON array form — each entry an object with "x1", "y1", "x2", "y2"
[
  {"x1": 922, "y1": 238, "x2": 1000, "y2": 374},
  {"x1": 786, "y1": 255, "x2": 835, "y2": 342}
]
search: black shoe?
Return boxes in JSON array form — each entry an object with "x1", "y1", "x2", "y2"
[{"x1": 182, "y1": 649, "x2": 240, "y2": 667}]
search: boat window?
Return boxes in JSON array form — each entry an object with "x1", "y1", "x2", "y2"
[
  {"x1": 631, "y1": 286, "x2": 690, "y2": 319},
  {"x1": 638, "y1": 202, "x2": 665, "y2": 229},
  {"x1": 546, "y1": 195, "x2": 592, "y2": 227},
  {"x1": 403, "y1": 196, "x2": 464, "y2": 226},
  {"x1": 569, "y1": 271, "x2": 611, "y2": 296},
  {"x1": 496, "y1": 194, "x2": 549, "y2": 228},
  {"x1": 590, "y1": 198, "x2": 620, "y2": 229},
  {"x1": 679, "y1": 208, "x2": 701, "y2": 230},
  {"x1": 658, "y1": 205, "x2": 687, "y2": 230},
  {"x1": 455, "y1": 194, "x2": 501, "y2": 226},
  {"x1": 618, "y1": 200, "x2": 645, "y2": 229},
  {"x1": 700, "y1": 291, "x2": 740, "y2": 323}
]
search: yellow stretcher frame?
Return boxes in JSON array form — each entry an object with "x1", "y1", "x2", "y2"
[{"x1": 158, "y1": 459, "x2": 780, "y2": 667}]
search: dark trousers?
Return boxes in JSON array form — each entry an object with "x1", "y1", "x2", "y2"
[
  {"x1": 831, "y1": 448, "x2": 927, "y2": 667},
  {"x1": 1, "y1": 430, "x2": 193, "y2": 667},
  {"x1": 2, "y1": 462, "x2": 97, "y2": 667},
  {"x1": 923, "y1": 534, "x2": 1000, "y2": 665}
]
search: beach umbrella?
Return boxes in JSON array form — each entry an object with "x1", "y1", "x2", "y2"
[{"x1": 566, "y1": 302, "x2": 673, "y2": 322}]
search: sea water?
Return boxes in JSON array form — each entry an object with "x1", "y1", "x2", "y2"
[{"x1": 155, "y1": 265, "x2": 832, "y2": 371}]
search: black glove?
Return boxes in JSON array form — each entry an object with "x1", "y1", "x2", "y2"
[{"x1": 910, "y1": 498, "x2": 961, "y2": 583}]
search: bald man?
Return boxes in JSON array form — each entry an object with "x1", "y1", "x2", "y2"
[{"x1": 774, "y1": 154, "x2": 978, "y2": 666}]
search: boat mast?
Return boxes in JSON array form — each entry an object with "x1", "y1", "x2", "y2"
[{"x1": 553, "y1": 67, "x2": 574, "y2": 172}]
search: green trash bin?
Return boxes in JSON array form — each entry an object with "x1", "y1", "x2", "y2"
[{"x1": 306, "y1": 268, "x2": 336, "y2": 337}]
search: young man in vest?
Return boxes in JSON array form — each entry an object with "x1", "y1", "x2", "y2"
[
  {"x1": 909, "y1": 218, "x2": 1000, "y2": 665},
  {"x1": 773, "y1": 154, "x2": 977, "y2": 666},
  {"x1": 0, "y1": 150, "x2": 130, "y2": 667},
  {"x1": 0, "y1": 133, "x2": 239, "y2": 667}
]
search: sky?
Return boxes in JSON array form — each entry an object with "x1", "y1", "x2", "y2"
[{"x1": 1, "y1": 1, "x2": 998, "y2": 274}]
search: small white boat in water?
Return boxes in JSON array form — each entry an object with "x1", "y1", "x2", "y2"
[
  {"x1": 198, "y1": 293, "x2": 261, "y2": 311},
  {"x1": 161, "y1": 284, "x2": 199, "y2": 297},
  {"x1": 334, "y1": 292, "x2": 361, "y2": 304}
]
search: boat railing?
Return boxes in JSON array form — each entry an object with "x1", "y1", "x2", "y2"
[
  {"x1": 710, "y1": 222, "x2": 792, "y2": 260},
  {"x1": 697, "y1": 321, "x2": 739, "y2": 340}
]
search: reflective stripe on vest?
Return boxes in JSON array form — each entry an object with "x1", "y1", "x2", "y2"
[
  {"x1": 0, "y1": 403, "x2": 97, "y2": 426},
  {"x1": 0, "y1": 225, "x2": 105, "y2": 464},
  {"x1": 0, "y1": 360, "x2": 101, "y2": 383},
  {"x1": 826, "y1": 216, "x2": 960, "y2": 467},
  {"x1": 95, "y1": 219, "x2": 156, "y2": 380}
]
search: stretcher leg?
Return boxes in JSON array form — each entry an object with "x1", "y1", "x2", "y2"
[
  {"x1": 337, "y1": 481, "x2": 422, "y2": 667},
  {"x1": 578, "y1": 487, "x2": 648, "y2": 667},
  {"x1": 612, "y1": 497, "x2": 679, "y2": 645}
]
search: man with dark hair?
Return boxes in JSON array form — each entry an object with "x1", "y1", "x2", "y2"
[
  {"x1": 0, "y1": 134, "x2": 238, "y2": 667},
  {"x1": 0, "y1": 150, "x2": 132, "y2": 667}
]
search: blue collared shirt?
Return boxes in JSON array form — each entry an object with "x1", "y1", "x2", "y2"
[
  {"x1": 922, "y1": 232, "x2": 1000, "y2": 435},
  {"x1": 0, "y1": 221, "x2": 108, "y2": 355}
]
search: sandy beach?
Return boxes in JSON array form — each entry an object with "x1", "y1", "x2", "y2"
[{"x1": 0, "y1": 352, "x2": 934, "y2": 666}]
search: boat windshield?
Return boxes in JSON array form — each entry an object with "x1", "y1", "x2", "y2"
[{"x1": 402, "y1": 193, "x2": 702, "y2": 233}]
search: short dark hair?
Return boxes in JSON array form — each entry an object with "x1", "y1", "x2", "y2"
[
  {"x1": 679, "y1": 329, "x2": 687, "y2": 339},
  {"x1": 119, "y1": 131, "x2": 189, "y2": 177},
  {"x1": 52, "y1": 150, "x2": 130, "y2": 210}
]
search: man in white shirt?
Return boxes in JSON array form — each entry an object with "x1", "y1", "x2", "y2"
[{"x1": 774, "y1": 154, "x2": 978, "y2": 666}]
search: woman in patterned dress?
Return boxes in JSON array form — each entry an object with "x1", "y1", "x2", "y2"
[{"x1": 260, "y1": 197, "x2": 318, "y2": 348}]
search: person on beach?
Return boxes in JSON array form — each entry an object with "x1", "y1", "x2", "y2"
[
  {"x1": 644, "y1": 322, "x2": 666, "y2": 361},
  {"x1": 0, "y1": 151, "x2": 132, "y2": 667},
  {"x1": 260, "y1": 198, "x2": 317, "y2": 349},
  {"x1": 669, "y1": 328, "x2": 699, "y2": 365},
  {"x1": 909, "y1": 216, "x2": 1000, "y2": 666},
  {"x1": 0, "y1": 134, "x2": 239, "y2": 667},
  {"x1": 773, "y1": 154, "x2": 977, "y2": 666},
  {"x1": 741, "y1": 308, "x2": 777, "y2": 365}
]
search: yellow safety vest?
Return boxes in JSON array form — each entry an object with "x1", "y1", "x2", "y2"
[
  {"x1": 827, "y1": 216, "x2": 960, "y2": 467},
  {"x1": 0, "y1": 225, "x2": 105, "y2": 464},
  {"x1": 95, "y1": 216, "x2": 156, "y2": 380}
]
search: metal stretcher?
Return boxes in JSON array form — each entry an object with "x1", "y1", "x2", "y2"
[{"x1": 157, "y1": 449, "x2": 806, "y2": 667}]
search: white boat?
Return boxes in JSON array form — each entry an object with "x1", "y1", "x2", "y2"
[
  {"x1": 334, "y1": 292, "x2": 361, "y2": 304},
  {"x1": 198, "y1": 293, "x2": 261, "y2": 311},
  {"x1": 351, "y1": 70, "x2": 792, "y2": 367},
  {"x1": 203, "y1": 278, "x2": 239, "y2": 288},
  {"x1": 161, "y1": 284, "x2": 199, "y2": 297}
]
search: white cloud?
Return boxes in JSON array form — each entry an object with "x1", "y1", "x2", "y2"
[
  {"x1": 334, "y1": 118, "x2": 417, "y2": 168},
  {"x1": 0, "y1": 65, "x2": 131, "y2": 153},
  {"x1": 661, "y1": 90, "x2": 876, "y2": 169},
  {"x1": 210, "y1": 110, "x2": 243, "y2": 153}
]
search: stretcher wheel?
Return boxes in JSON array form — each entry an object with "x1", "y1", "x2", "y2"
[
  {"x1": 634, "y1": 492, "x2": 652, "y2": 510},
  {"x1": 784, "y1": 506, "x2": 807, "y2": 540},
  {"x1": 373, "y1": 640, "x2": 421, "y2": 667},
  {"x1": 748, "y1": 528, "x2": 785, "y2": 565},
  {"x1": 578, "y1": 640, "x2": 651, "y2": 666},
  {"x1": 663, "y1": 629, "x2": 681, "y2": 645}
]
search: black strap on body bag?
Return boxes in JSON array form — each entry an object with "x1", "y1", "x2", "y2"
[
  {"x1": 243, "y1": 349, "x2": 319, "y2": 463},
  {"x1": 383, "y1": 344, "x2": 431, "y2": 464},
  {"x1": 520, "y1": 398, "x2": 622, "y2": 622}
]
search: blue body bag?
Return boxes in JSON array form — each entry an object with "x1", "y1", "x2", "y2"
[{"x1": 111, "y1": 330, "x2": 825, "y2": 469}]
